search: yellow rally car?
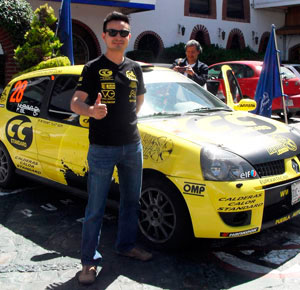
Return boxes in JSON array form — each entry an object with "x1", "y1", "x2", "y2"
[{"x1": 1, "y1": 64, "x2": 300, "y2": 249}]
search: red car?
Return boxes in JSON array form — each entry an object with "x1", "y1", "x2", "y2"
[{"x1": 208, "y1": 60, "x2": 300, "y2": 117}]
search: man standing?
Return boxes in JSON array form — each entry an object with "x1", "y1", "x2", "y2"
[
  {"x1": 71, "y1": 11, "x2": 152, "y2": 286},
  {"x1": 172, "y1": 40, "x2": 208, "y2": 87}
]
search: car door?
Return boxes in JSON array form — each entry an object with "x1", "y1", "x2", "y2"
[
  {"x1": 35, "y1": 74, "x2": 89, "y2": 189},
  {"x1": 4, "y1": 76, "x2": 51, "y2": 176}
]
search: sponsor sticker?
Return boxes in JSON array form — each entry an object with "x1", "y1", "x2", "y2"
[
  {"x1": 5, "y1": 115, "x2": 33, "y2": 150},
  {"x1": 183, "y1": 182, "x2": 205, "y2": 196},
  {"x1": 220, "y1": 227, "x2": 259, "y2": 237}
]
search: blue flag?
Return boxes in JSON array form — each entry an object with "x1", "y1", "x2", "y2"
[
  {"x1": 57, "y1": 0, "x2": 74, "y2": 65},
  {"x1": 253, "y1": 24, "x2": 282, "y2": 117}
]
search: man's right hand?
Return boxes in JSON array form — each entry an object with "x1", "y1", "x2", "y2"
[{"x1": 90, "y1": 93, "x2": 107, "y2": 119}]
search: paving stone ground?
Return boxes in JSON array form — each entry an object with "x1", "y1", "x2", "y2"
[{"x1": 1, "y1": 185, "x2": 300, "y2": 289}]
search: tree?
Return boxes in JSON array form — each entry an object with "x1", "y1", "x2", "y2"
[
  {"x1": 0, "y1": 0, "x2": 33, "y2": 45},
  {"x1": 14, "y1": 3, "x2": 63, "y2": 71}
]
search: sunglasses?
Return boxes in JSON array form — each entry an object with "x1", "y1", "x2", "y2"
[{"x1": 104, "y1": 29, "x2": 130, "y2": 37}]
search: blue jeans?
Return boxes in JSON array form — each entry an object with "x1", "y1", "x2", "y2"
[{"x1": 81, "y1": 141, "x2": 143, "y2": 266}]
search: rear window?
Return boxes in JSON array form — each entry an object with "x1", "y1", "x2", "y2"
[{"x1": 6, "y1": 76, "x2": 50, "y2": 117}]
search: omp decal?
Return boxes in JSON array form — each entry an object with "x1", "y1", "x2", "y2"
[
  {"x1": 142, "y1": 133, "x2": 173, "y2": 162},
  {"x1": 16, "y1": 103, "x2": 40, "y2": 117},
  {"x1": 220, "y1": 227, "x2": 259, "y2": 237},
  {"x1": 99, "y1": 69, "x2": 113, "y2": 80},
  {"x1": 9, "y1": 80, "x2": 28, "y2": 103},
  {"x1": 126, "y1": 70, "x2": 137, "y2": 81},
  {"x1": 217, "y1": 193, "x2": 263, "y2": 211},
  {"x1": 60, "y1": 161, "x2": 88, "y2": 191},
  {"x1": 6, "y1": 116, "x2": 33, "y2": 150},
  {"x1": 240, "y1": 170, "x2": 257, "y2": 179},
  {"x1": 183, "y1": 182, "x2": 205, "y2": 196},
  {"x1": 267, "y1": 135, "x2": 297, "y2": 156}
]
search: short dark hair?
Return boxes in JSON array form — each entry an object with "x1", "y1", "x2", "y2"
[
  {"x1": 185, "y1": 40, "x2": 202, "y2": 53},
  {"x1": 103, "y1": 11, "x2": 130, "y2": 32}
]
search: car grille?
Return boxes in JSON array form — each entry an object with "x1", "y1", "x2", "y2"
[
  {"x1": 254, "y1": 159, "x2": 285, "y2": 177},
  {"x1": 261, "y1": 178, "x2": 300, "y2": 228}
]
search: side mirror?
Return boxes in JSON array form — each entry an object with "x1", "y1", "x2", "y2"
[{"x1": 233, "y1": 99, "x2": 257, "y2": 111}]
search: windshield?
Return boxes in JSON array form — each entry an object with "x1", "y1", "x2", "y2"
[{"x1": 139, "y1": 69, "x2": 231, "y2": 117}]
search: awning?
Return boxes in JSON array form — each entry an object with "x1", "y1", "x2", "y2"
[
  {"x1": 47, "y1": 0, "x2": 155, "y2": 13},
  {"x1": 276, "y1": 25, "x2": 300, "y2": 35}
]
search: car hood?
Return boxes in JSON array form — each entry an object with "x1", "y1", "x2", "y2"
[{"x1": 139, "y1": 111, "x2": 300, "y2": 165}]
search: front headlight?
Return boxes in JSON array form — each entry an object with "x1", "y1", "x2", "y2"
[{"x1": 201, "y1": 146, "x2": 258, "y2": 181}]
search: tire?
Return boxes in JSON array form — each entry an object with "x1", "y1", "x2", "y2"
[
  {"x1": 0, "y1": 143, "x2": 15, "y2": 188},
  {"x1": 138, "y1": 176, "x2": 193, "y2": 249}
]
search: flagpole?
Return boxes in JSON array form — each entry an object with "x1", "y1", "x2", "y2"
[{"x1": 273, "y1": 24, "x2": 288, "y2": 124}]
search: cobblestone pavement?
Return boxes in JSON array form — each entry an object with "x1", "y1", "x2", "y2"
[{"x1": 0, "y1": 184, "x2": 300, "y2": 290}]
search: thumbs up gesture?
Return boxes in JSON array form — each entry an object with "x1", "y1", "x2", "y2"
[{"x1": 91, "y1": 92, "x2": 107, "y2": 119}]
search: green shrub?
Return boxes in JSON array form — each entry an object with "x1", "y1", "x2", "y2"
[
  {"x1": 14, "y1": 4, "x2": 63, "y2": 71},
  {"x1": 0, "y1": 0, "x2": 33, "y2": 45}
]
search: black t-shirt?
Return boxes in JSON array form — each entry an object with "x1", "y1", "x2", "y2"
[{"x1": 77, "y1": 55, "x2": 146, "y2": 145}]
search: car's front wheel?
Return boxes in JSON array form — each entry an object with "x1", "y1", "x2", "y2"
[
  {"x1": 0, "y1": 143, "x2": 15, "y2": 188},
  {"x1": 138, "y1": 176, "x2": 192, "y2": 249}
]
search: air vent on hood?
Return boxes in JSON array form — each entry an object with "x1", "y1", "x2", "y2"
[{"x1": 254, "y1": 160, "x2": 285, "y2": 177}]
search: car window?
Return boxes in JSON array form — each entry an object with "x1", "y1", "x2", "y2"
[
  {"x1": 280, "y1": 66, "x2": 296, "y2": 80},
  {"x1": 228, "y1": 64, "x2": 254, "y2": 78},
  {"x1": 48, "y1": 75, "x2": 80, "y2": 125},
  {"x1": 293, "y1": 65, "x2": 300, "y2": 74},
  {"x1": 6, "y1": 76, "x2": 50, "y2": 117}
]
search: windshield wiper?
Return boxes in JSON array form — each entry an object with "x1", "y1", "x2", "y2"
[
  {"x1": 186, "y1": 107, "x2": 232, "y2": 114},
  {"x1": 139, "y1": 111, "x2": 182, "y2": 118}
]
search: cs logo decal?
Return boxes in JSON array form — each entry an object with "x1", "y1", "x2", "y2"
[{"x1": 5, "y1": 116, "x2": 33, "y2": 150}]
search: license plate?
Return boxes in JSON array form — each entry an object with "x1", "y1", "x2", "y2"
[{"x1": 291, "y1": 181, "x2": 300, "y2": 205}]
